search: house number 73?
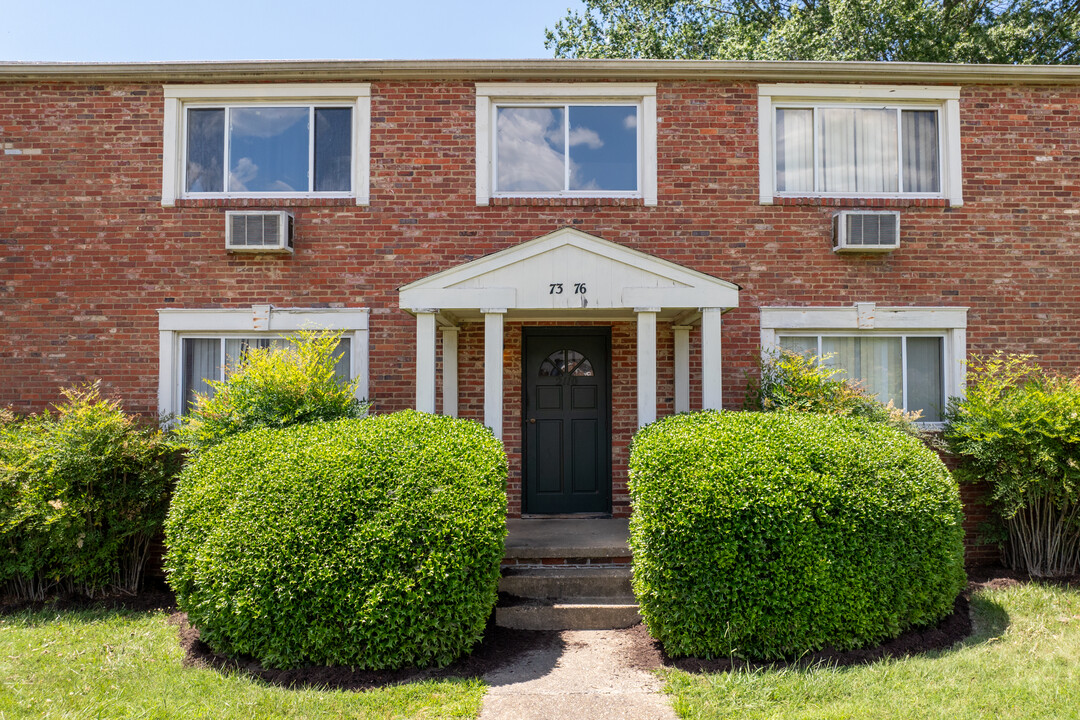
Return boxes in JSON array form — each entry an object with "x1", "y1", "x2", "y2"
[{"x1": 549, "y1": 283, "x2": 587, "y2": 295}]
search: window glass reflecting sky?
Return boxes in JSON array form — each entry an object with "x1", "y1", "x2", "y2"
[{"x1": 5, "y1": 0, "x2": 576, "y2": 61}]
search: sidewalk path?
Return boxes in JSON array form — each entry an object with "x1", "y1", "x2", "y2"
[{"x1": 478, "y1": 629, "x2": 678, "y2": 720}]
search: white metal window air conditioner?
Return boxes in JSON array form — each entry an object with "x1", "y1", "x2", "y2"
[
  {"x1": 225, "y1": 211, "x2": 295, "y2": 253},
  {"x1": 833, "y1": 211, "x2": 900, "y2": 253}
]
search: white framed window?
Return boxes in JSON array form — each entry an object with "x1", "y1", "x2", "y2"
[
  {"x1": 162, "y1": 84, "x2": 370, "y2": 206},
  {"x1": 760, "y1": 303, "x2": 968, "y2": 425},
  {"x1": 758, "y1": 84, "x2": 963, "y2": 206},
  {"x1": 157, "y1": 305, "x2": 370, "y2": 418},
  {"x1": 475, "y1": 83, "x2": 657, "y2": 205}
]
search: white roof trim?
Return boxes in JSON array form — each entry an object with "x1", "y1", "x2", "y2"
[{"x1": 399, "y1": 227, "x2": 739, "y2": 313}]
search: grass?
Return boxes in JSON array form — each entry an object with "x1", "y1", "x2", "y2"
[
  {"x1": 0, "y1": 604, "x2": 485, "y2": 720},
  {"x1": 664, "y1": 582, "x2": 1080, "y2": 720}
]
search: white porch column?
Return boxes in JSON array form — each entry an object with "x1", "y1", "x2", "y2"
[
  {"x1": 701, "y1": 307, "x2": 723, "y2": 411},
  {"x1": 636, "y1": 308, "x2": 659, "y2": 427},
  {"x1": 415, "y1": 311, "x2": 437, "y2": 413},
  {"x1": 672, "y1": 325, "x2": 691, "y2": 414},
  {"x1": 440, "y1": 327, "x2": 459, "y2": 418},
  {"x1": 483, "y1": 309, "x2": 506, "y2": 439}
]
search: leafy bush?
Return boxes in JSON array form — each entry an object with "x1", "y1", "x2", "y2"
[
  {"x1": 944, "y1": 353, "x2": 1080, "y2": 577},
  {"x1": 177, "y1": 330, "x2": 368, "y2": 451},
  {"x1": 745, "y1": 349, "x2": 923, "y2": 435},
  {"x1": 629, "y1": 411, "x2": 965, "y2": 659},
  {"x1": 0, "y1": 384, "x2": 179, "y2": 601},
  {"x1": 165, "y1": 411, "x2": 507, "y2": 670}
]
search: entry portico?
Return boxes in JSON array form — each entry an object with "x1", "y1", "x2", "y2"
[{"x1": 399, "y1": 228, "x2": 740, "y2": 440}]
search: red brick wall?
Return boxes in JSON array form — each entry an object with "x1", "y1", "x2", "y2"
[{"x1": 3, "y1": 77, "x2": 1078, "y2": 562}]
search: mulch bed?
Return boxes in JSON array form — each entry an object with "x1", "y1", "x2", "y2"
[
  {"x1": 10, "y1": 566, "x2": 1077, "y2": 690},
  {"x1": 174, "y1": 612, "x2": 558, "y2": 691},
  {"x1": 623, "y1": 594, "x2": 972, "y2": 674}
]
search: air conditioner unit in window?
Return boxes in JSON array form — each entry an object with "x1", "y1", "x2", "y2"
[
  {"x1": 225, "y1": 211, "x2": 294, "y2": 253},
  {"x1": 833, "y1": 211, "x2": 900, "y2": 252}
]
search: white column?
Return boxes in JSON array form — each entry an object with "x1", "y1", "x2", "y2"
[
  {"x1": 354, "y1": 326, "x2": 370, "y2": 403},
  {"x1": 701, "y1": 307, "x2": 723, "y2": 412},
  {"x1": 415, "y1": 311, "x2": 437, "y2": 413},
  {"x1": 440, "y1": 327, "x2": 459, "y2": 418},
  {"x1": 672, "y1": 325, "x2": 691, "y2": 414},
  {"x1": 483, "y1": 310, "x2": 505, "y2": 439},
  {"x1": 636, "y1": 308, "x2": 658, "y2": 427}
]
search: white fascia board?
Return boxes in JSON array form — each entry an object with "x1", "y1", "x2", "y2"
[
  {"x1": 157, "y1": 307, "x2": 370, "y2": 332},
  {"x1": 622, "y1": 286, "x2": 739, "y2": 310},
  {"x1": 399, "y1": 288, "x2": 517, "y2": 312},
  {"x1": 475, "y1": 82, "x2": 657, "y2": 99},
  {"x1": 760, "y1": 305, "x2": 968, "y2": 331},
  {"x1": 163, "y1": 83, "x2": 371, "y2": 101},
  {"x1": 758, "y1": 84, "x2": 960, "y2": 102}
]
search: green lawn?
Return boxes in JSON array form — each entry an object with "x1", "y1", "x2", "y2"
[
  {"x1": 0, "y1": 604, "x2": 485, "y2": 720},
  {"x1": 664, "y1": 582, "x2": 1080, "y2": 720}
]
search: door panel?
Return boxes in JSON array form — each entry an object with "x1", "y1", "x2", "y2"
[{"x1": 524, "y1": 329, "x2": 611, "y2": 514}]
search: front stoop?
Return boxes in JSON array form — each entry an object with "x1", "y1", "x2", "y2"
[{"x1": 497, "y1": 519, "x2": 640, "y2": 631}]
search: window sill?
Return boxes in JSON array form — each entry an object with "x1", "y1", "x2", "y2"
[
  {"x1": 771, "y1": 196, "x2": 950, "y2": 209},
  {"x1": 489, "y1": 197, "x2": 646, "y2": 208},
  {"x1": 173, "y1": 197, "x2": 361, "y2": 209}
]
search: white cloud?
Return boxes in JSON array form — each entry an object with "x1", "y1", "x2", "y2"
[
  {"x1": 496, "y1": 108, "x2": 565, "y2": 192},
  {"x1": 568, "y1": 127, "x2": 603, "y2": 149},
  {"x1": 229, "y1": 107, "x2": 308, "y2": 139},
  {"x1": 623, "y1": 113, "x2": 638, "y2": 130},
  {"x1": 229, "y1": 156, "x2": 259, "y2": 192}
]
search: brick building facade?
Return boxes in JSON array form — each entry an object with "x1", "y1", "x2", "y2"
[{"x1": 3, "y1": 60, "x2": 1079, "y2": 565}]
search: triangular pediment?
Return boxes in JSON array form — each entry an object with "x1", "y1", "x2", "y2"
[{"x1": 399, "y1": 228, "x2": 739, "y2": 317}]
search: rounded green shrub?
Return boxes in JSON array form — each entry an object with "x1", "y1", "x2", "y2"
[
  {"x1": 165, "y1": 411, "x2": 507, "y2": 670},
  {"x1": 629, "y1": 411, "x2": 965, "y2": 660}
]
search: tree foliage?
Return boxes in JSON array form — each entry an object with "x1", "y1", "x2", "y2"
[{"x1": 546, "y1": 0, "x2": 1080, "y2": 64}]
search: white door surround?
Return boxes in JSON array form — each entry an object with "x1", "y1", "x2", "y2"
[{"x1": 398, "y1": 227, "x2": 740, "y2": 438}]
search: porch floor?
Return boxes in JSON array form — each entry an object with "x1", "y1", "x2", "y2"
[{"x1": 504, "y1": 518, "x2": 630, "y2": 560}]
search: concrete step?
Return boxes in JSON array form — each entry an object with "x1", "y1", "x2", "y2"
[
  {"x1": 496, "y1": 601, "x2": 642, "y2": 631},
  {"x1": 499, "y1": 566, "x2": 633, "y2": 601}
]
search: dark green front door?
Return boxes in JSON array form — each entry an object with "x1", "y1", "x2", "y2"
[{"x1": 524, "y1": 328, "x2": 611, "y2": 514}]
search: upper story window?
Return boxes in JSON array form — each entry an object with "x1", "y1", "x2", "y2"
[
  {"x1": 475, "y1": 83, "x2": 657, "y2": 205},
  {"x1": 758, "y1": 84, "x2": 963, "y2": 206},
  {"x1": 162, "y1": 84, "x2": 370, "y2": 207}
]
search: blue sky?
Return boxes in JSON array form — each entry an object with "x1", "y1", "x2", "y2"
[{"x1": 4, "y1": 0, "x2": 581, "y2": 62}]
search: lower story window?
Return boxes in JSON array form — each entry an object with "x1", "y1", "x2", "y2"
[
  {"x1": 181, "y1": 336, "x2": 352, "y2": 413},
  {"x1": 158, "y1": 306, "x2": 370, "y2": 420},
  {"x1": 760, "y1": 304, "x2": 967, "y2": 426},
  {"x1": 778, "y1": 334, "x2": 944, "y2": 421}
]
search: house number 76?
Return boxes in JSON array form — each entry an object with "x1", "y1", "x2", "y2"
[{"x1": 549, "y1": 283, "x2": 587, "y2": 295}]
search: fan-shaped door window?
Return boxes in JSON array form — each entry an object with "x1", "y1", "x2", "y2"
[{"x1": 538, "y1": 349, "x2": 594, "y2": 377}]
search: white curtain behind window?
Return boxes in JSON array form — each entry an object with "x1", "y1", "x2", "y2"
[
  {"x1": 819, "y1": 108, "x2": 898, "y2": 194},
  {"x1": 902, "y1": 110, "x2": 941, "y2": 193},
  {"x1": 776, "y1": 108, "x2": 813, "y2": 192},
  {"x1": 822, "y1": 336, "x2": 902, "y2": 406}
]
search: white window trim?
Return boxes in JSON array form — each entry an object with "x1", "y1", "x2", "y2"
[
  {"x1": 475, "y1": 82, "x2": 658, "y2": 206},
  {"x1": 757, "y1": 84, "x2": 963, "y2": 207},
  {"x1": 157, "y1": 305, "x2": 370, "y2": 419},
  {"x1": 760, "y1": 303, "x2": 968, "y2": 426},
  {"x1": 162, "y1": 84, "x2": 371, "y2": 207}
]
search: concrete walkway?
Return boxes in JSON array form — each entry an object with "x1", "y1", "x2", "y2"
[{"x1": 478, "y1": 629, "x2": 677, "y2": 720}]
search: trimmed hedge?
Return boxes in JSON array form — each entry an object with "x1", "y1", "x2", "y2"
[
  {"x1": 629, "y1": 411, "x2": 965, "y2": 659},
  {"x1": 165, "y1": 411, "x2": 507, "y2": 670}
]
